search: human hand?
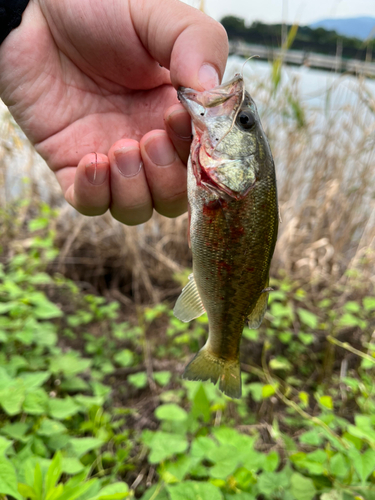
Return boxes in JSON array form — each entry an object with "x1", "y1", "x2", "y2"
[{"x1": 0, "y1": 0, "x2": 228, "y2": 224}]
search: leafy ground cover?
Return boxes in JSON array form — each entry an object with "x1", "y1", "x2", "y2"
[{"x1": 0, "y1": 202, "x2": 374, "y2": 500}]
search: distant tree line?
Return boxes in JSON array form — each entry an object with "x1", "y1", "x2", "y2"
[{"x1": 221, "y1": 16, "x2": 373, "y2": 61}]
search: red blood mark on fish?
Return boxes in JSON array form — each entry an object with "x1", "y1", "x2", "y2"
[
  {"x1": 202, "y1": 199, "x2": 221, "y2": 215},
  {"x1": 218, "y1": 260, "x2": 232, "y2": 274},
  {"x1": 230, "y1": 225, "x2": 245, "y2": 240}
]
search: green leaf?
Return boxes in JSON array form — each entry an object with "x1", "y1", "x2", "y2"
[
  {"x1": 344, "y1": 301, "x2": 361, "y2": 313},
  {"x1": 60, "y1": 377, "x2": 90, "y2": 392},
  {"x1": 290, "y1": 451, "x2": 326, "y2": 475},
  {"x1": 0, "y1": 382, "x2": 25, "y2": 415},
  {"x1": 262, "y1": 384, "x2": 276, "y2": 399},
  {"x1": 299, "y1": 429, "x2": 323, "y2": 446},
  {"x1": 46, "y1": 451, "x2": 63, "y2": 494},
  {"x1": 298, "y1": 333, "x2": 314, "y2": 345},
  {"x1": 49, "y1": 353, "x2": 91, "y2": 377},
  {"x1": 18, "y1": 483, "x2": 37, "y2": 500},
  {"x1": 29, "y1": 273, "x2": 53, "y2": 285},
  {"x1": 69, "y1": 437, "x2": 104, "y2": 457},
  {"x1": 190, "y1": 436, "x2": 217, "y2": 460},
  {"x1": 74, "y1": 395, "x2": 104, "y2": 409},
  {"x1": 364, "y1": 296, "x2": 375, "y2": 311},
  {"x1": 348, "y1": 415, "x2": 375, "y2": 444},
  {"x1": 320, "y1": 492, "x2": 343, "y2": 500},
  {"x1": 0, "y1": 456, "x2": 21, "y2": 500},
  {"x1": 347, "y1": 447, "x2": 375, "y2": 483},
  {"x1": 270, "y1": 302, "x2": 294, "y2": 320},
  {"x1": 242, "y1": 327, "x2": 259, "y2": 341},
  {"x1": 0, "y1": 436, "x2": 13, "y2": 455},
  {"x1": 54, "y1": 478, "x2": 98, "y2": 500},
  {"x1": 290, "y1": 473, "x2": 316, "y2": 500},
  {"x1": 225, "y1": 494, "x2": 255, "y2": 500},
  {"x1": 145, "y1": 432, "x2": 188, "y2": 464},
  {"x1": 319, "y1": 395, "x2": 333, "y2": 410},
  {"x1": 140, "y1": 484, "x2": 169, "y2": 500},
  {"x1": 257, "y1": 471, "x2": 289, "y2": 496},
  {"x1": 95, "y1": 482, "x2": 129, "y2": 500},
  {"x1": 207, "y1": 444, "x2": 240, "y2": 478},
  {"x1": 1, "y1": 422, "x2": 29, "y2": 441},
  {"x1": 23, "y1": 389, "x2": 49, "y2": 415},
  {"x1": 155, "y1": 404, "x2": 188, "y2": 422},
  {"x1": 191, "y1": 384, "x2": 211, "y2": 423},
  {"x1": 32, "y1": 297, "x2": 63, "y2": 319},
  {"x1": 298, "y1": 391, "x2": 309, "y2": 408},
  {"x1": 18, "y1": 371, "x2": 50, "y2": 390},
  {"x1": 113, "y1": 350, "x2": 134, "y2": 367},
  {"x1": 247, "y1": 383, "x2": 263, "y2": 402},
  {"x1": 28, "y1": 217, "x2": 50, "y2": 231},
  {"x1": 161, "y1": 455, "x2": 191, "y2": 483},
  {"x1": 338, "y1": 313, "x2": 362, "y2": 328},
  {"x1": 329, "y1": 453, "x2": 349, "y2": 478},
  {"x1": 49, "y1": 397, "x2": 81, "y2": 420},
  {"x1": 153, "y1": 371, "x2": 171, "y2": 387},
  {"x1": 269, "y1": 357, "x2": 292, "y2": 372},
  {"x1": 297, "y1": 308, "x2": 318, "y2": 329},
  {"x1": 128, "y1": 372, "x2": 147, "y2": 389},
  {"x1": 37, "y1": 419, "x2": 67, "y2": 437},
  {"x1": 167, "y1": 481, "x2": 222, "y2": 500},
  {"x1": 264, "y1": 451, "x2": 279, "y2": 472},
  {"x1": 62, "y1": 458, "x2": 85, "y2": 475}
]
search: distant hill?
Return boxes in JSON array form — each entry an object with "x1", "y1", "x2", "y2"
[
  {"x1": 310, "y1": 17, "x2": 375, "y2": 40},
  {"x1": 221, "y1": 16, "x2": 373, "y2": 62}
]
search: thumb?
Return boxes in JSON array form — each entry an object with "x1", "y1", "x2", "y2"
[{"x1": 130, "y1": 0, "x2": 228, "y2": 90}]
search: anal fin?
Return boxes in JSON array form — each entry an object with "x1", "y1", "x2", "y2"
[
  {"x1": 247, "y1": 279, "x2": 270, "y2": 329},
  {"x1": 174, "y1": 273, "x2": 205, "y2": 322}
]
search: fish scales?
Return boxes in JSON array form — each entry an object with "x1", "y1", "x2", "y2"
[{"x1": 175, "y1": 74, "x2": 278, "y2": 398}]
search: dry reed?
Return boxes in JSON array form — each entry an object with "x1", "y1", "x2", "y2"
[{"x1": 1, "y1": 65, "x2": 374, "y2": 303}]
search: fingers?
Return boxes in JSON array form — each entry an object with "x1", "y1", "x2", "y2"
[
  {"x1": 108, "y1": 140, "x2": 153, "y2": 225},
  {"x1": 54, "y1": 124, "x2": 190, "y2": 225},
  {"x1": 140, "y1": 131, "x2": 188, "y2": 218},
  {"x1": 164, "y1": 103, "x2": 191, "y2": 165},
  {"x1": 55, "y1": 153, "x2": 111, "y2": 216},
  {"x1": 130, "y1": 0, "x2": 229, "y2": 90},
  {"x1": 109, "y1": 132, "x2": 188, "y2": 221}
]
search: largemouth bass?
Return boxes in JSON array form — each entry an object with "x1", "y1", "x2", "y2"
[{"x1": 174, "y1": 74, "x2": 278, "y2": 398}]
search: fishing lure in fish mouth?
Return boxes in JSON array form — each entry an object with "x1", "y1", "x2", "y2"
[{"x1": 175, "y1": 73, "x2": 278, "y2": 398}]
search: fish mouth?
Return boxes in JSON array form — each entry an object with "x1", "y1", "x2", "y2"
[{"x1": 177, "y1": 75, "x2": 245, "y2": 120}]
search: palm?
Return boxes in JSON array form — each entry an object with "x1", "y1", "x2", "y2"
[
  {"x1": 3, "y1": 0, "x2": 177, "y2": 170},
  {"x1": 0, "y1": 0, "x2": 227, "y2": 224}
]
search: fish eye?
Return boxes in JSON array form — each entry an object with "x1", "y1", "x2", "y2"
[{"x1": 237, "y1": 110, "x2": 255, "y2": 130}]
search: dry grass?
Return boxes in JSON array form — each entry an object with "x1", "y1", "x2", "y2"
[{"x1": 1, "y1": 66, "x2": 374, "y2": 303}]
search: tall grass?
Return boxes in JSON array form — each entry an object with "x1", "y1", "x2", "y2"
[{"x1": 0, "y1": 65, "x2": 374, "y2": 303}]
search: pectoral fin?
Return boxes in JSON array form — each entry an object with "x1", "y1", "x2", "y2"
[
  {"x1": 247, "y1": 282, "x2": 270, "y2": 329},
  {"x1": 174, "y1": 274, "x2": 205, "y2": 322}
]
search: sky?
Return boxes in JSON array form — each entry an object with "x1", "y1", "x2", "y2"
[{"x1": 186, "y1": 0, "x2": 375, "y2": 26}]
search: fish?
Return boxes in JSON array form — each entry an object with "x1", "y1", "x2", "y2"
[{"x1": 174, "y1": 73, "x2": 278, "y2": 398}]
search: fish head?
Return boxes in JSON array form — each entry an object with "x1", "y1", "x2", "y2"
[{"x1": 178, "y1": 75, "x2": 271, "y2": 199}]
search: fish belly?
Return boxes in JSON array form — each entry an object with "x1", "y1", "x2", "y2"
[{"x1": 184, "y1": 157, "x2": 278, "y2": 397}]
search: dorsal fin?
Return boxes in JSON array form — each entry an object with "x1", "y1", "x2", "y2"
[{"x1": 173, "y1": 274, "x2": 205, "y2": 322}]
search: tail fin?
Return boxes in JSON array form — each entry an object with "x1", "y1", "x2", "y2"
[{"x1": 183, "y1": 345, "x2": 241, "y2": 398}]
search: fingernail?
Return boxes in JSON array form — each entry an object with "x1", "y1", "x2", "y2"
[
  {"x1": 144, "y1": 135, "x2": 176, "y2": 167},
  {"x1": 85, "y1": 160, "x2": 108, "y2": 185},
  {"x1": 167, "y1": 110, "x2": 192, "y2": 140},
  {"x1": 115, "y1": 147, "x2": 142, "y2": 177},
  {"x1": 198, "y1": 63, "x2": 219, "y2": 90}
]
